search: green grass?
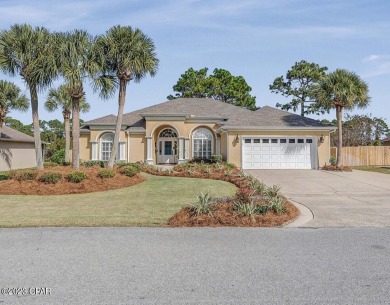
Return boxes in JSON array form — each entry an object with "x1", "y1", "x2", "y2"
[
  {"x1": 352, "y1": 166, "x2": 390, "y2": 175},
  {"x1": 0, "y1": 173, "x2": 236, "y2": 227}
]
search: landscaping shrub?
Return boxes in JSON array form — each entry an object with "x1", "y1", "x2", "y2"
[
  {"x1": 10, "y1": 169, "x2": 38, "y2": 181},
  {"x1": 81, "y1": 160, "x2": 106, "y2": 168},
  {"x1": 67, "y1": 170, "x2": 87, "y2": 183},
  {"x1": 210, "y1": 154, "x2": 222, "y2": 163},
  {"x1": 0, "y1": 171, "x2": 10, "y2": 181},
  {"x1": 235, "y1": 202, "x2": 257, "y2": 217},
  {"x1": 190, "y1": 192, "x2": 214, "y2": 216},
  {"x1": 268, "y1": 196, "x2": 285, "y2": 214},
  {"x1": 43, "y1": 162, "x2": 59, "y2": 167},
  {"x1": 116, "y1": 162, "x2": 141, "y2": 172},
  {"x1": 97, "y1": 169, "x2": 116, "y2": 179},
  {"x1": 50, "y1": 149, "x2": 66, "y2": 165},
  {"x1": 119, "y1": 165, "x2": 138, "y2": 177},
  {"x1": 224, "y1": 162, "x2": 236, "y2": 169},
  {"x1": 39, "y1": 171, "x2": 62, "y2": 184}
]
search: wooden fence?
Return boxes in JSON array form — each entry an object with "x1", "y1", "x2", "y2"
[{"x1": 331, "y1": 146, "x2": 390, "y2": 166}]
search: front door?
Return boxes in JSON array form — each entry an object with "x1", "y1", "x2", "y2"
[{"x1": 158, "y1": 140, "x2": 176, "y2": 164}]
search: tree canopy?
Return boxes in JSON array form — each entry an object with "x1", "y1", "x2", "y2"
[
  {"x1": 168, "y1": 67, "x2": 256, "y2": 110},
  {"x1": 313, "y1": 69, "x2": 370, "y2": 167},
  {"x1": 269, "y1": 60, "x2": 328, "y2": 116}
]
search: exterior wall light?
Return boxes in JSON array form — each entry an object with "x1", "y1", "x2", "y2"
[
  {"x1": 234, "y1": 135, "x2": 239, "y2": 143},
  {"x1": 319, "y1": 135, "x2": 325, "y2": 143}
]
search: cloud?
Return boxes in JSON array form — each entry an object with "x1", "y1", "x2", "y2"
[{"x1": 362, "y1": 54, "x2": 390, "y2": 77}]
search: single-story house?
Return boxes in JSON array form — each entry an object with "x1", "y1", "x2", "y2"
[
  {"x1": 80, "y1": 98, "x2": 336, "y2": 169},
  {"x1": 0, "y1": 126, "x2": 37, "y2": 171},
  {"x1": 383, "y1": 136, "x2": 390, "y2": 146}
]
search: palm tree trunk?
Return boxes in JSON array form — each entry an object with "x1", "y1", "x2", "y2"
[
  {"x1": 30, "y1": 86, "x2": 44, "y2": 170},
  {"x1": 108, "y1": 79, "x2": 127, "y2": 168},
  {"x1": 336, "y1": 105, "x2": 343, "y2": 167},
  {"x1": 64, "y1": 113, "x2": 71, "y2": 163},
  {"x1": 0, "y1": 116, "x2": 3, "y2": 139},
  {"x1": 72, "y1": 97, "x2": 80, "y2": 169}
]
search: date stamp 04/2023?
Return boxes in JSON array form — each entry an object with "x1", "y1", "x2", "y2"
[{"x1": 1, "y1": 287, "x2": 51, "y2": 296}]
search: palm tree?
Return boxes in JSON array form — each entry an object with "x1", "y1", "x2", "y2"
[
  {"x1": 55, "y1": 30, "x2": 115, "y2": 169},
  {"x1": 0, "y1": 24, "x2": 57, "y2": 169},
  {"x1": 93, "y1": 25, "x2": 158, "y2": 168},
  {"x1": 45, "y1": 85, "x2": 90, "y2": 163},
  {"x1": 314, "y1": 69, "x2": 370, "y2": 167},
  {"x1": 0, "y1": 80, "x2": 29, "y2": 137}
]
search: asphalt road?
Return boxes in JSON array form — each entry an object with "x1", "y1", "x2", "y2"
[{"x1": 1, "y1": 227, "x2": 389, "y2": 305}]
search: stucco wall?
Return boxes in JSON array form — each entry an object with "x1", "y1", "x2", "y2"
[
  {"x1": 0, "y1": 141, "x2": 36, "y2": 171},
  {"x1": 129, "y1": 134, "x2": 146, "y2": 162},
  {"x1": 226, "y1": 130, "x2": 332, "y2": 168}
]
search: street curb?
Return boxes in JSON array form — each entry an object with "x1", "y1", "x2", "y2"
[{"x1": 284, "y1": 200, "x2": 314, "y2": 228}]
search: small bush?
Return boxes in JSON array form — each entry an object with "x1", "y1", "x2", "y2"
[
  {"x1": 210, "y1": 154, "x2": 222, "y2": 163},
  {"x1": 190, "y1": 192, "x2": 214, "y2": 216},
  {"x1": 67, "y1": 170, "x2": 87, "y2": 183},
  {"x1": 224, "y1": 162, "x2": 236, "y2": 169},
  {"x1": 116, "y1": 162, "x2": 141, "y2": 172},
  {"x1": 234, "y1": 189, "x2": 252, "y2": 205},
  {"x1": 268, "y1": 196, "x2": 285, "y2": 214},
  {"x1": 0, "y1": 171, "x2": 10, "y2": 181},
  {"x1": 10, "y1": 169, "x2": 38, "y2": 181},
  {"x1": 81, "y1": 160, "x2": 106, "y2": 168},
  {"x1": 119, "y1": 166, "x2": 138, "y2": 177},
  {"x1": 97, "y1": 169, "x2": 116, "y2": 179},
  {"x1": 39, "y1": 171, "x2": 62, "y2": 184},
  {"x1": 50, "y1": 149, "x2": 66, "y2": 165},
  {"x1": 235, "y1": 202, "x2": 257, "y2": 217},
  {"x1": 44, "y1": 162, "x2": 59, "y2": 167}
]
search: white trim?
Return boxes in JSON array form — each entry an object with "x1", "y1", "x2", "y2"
[
  {"x1": 127, "y1": 132, "x2": 130, "y2": 162},
  {"x1": 184, "y1": 138, "x2": 190, "y2": 160},
  {"x1": 216, "y1": 136, "x2": 221, "y2": 155},
  {"x1": 90, "y1": 141, "x2": 98, "y2": 160},
  {"x1": 146, "y1": 136, "x2": 153, "y2": 164},
  {"x1": 226, "y1": 131, "x2": 229, "y2": 163},
  {"x1": 220, "y1": 126, "x2": 336, "y2": 131}
]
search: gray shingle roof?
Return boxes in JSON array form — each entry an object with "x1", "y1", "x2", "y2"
[
  {"x1": 0, "y1": 126, "x2": 35, "y2": 143},
  {"x1": 83, "y1": 98, "x2": 333, "y2": 129}
]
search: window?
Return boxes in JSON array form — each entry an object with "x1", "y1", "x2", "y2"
[
  {"x1": 289, "y1": 139, "x2": 296, "y2": 143},
  {"x1": 100, "y1": 133, "x2": 114, "y2": 161},
  {"x1": 280, "y1": 139, "x2": 287, "y2": 143},
  {"x1": 245, "y1": 139, "x2": 251, "y2": 143},
  {"x1": 271, "y1": 139, "x2": 278, "y2": 143},
  {"x1": 192, "y1": 128, "x2": 213, "y2": 159},
  {"x1": 306, "y1": 139, "x2": 313, "y2": 143},
  {"x1": 254, "y1": 139, "x2": 261, "y2": 143},
  {"x1": 262, "y1": 139, "x2": 269, "y2": 143},
  {"x1": 298, "y1": 139, "x2": 304, "y2": 143},
  {"x1": 159, "y1": 129, "x2": 177, "y2": 138}
]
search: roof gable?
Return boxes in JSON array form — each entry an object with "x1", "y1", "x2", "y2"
[{"x1": 0, "y1": 126, "x2": 35, "y2": 143}]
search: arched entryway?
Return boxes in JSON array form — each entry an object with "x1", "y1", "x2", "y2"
[{"x1": 157, "y1": 128, "x2": 178, "y2": 164}]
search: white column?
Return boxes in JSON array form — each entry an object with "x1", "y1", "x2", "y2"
[
  {"x1": 91, "y1": 141, "x2": 98, "y2": 160},
  {"x1": 178, "y1": 137, "x2": 185, "y2": 163},
  {"x1": 146, "y1": 136, "x2": 153, "y2": 164},
  {"x1": 216, "y1": 136, "x2": 221, "y2": 155},
  {"x1": 185, "y1": 138, "x2": 190, "y2": 160}
]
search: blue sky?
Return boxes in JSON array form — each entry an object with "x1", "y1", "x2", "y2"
[{"x1": 1, "y1": 0, "x2": 389, "y2": 125}]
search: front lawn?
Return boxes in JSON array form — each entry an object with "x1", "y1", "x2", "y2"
[
  {"x1": 352, "y1": 166, "x2": 390, "y2": 175},
  {"x1": 0, "y1": 174, "x2": 236, "y2": 227}
]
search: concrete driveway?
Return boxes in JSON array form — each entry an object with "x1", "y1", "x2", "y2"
[{"x1": 246, "y1": 169, "x2": 390, "y2": 227}]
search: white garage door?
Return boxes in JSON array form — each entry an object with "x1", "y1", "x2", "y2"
[{"x1": 242, "y1": 137, "x2": 315, "y2": 169}]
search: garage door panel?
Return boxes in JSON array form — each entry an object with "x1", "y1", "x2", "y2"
[{"x1": 243, "y1": 137, "x2": 314, "y2": 169}]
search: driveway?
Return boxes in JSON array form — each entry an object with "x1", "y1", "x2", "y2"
[{"x1": 246, "y1": 169, "x2": 390, "y2": 227}]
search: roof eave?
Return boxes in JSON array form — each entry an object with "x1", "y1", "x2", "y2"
[{"x1": 220, "y1": 126, "x2": 337, "y2": 131}]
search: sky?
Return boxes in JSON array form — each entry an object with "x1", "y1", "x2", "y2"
[{"x1": 1, "y1": 0, "x2": 389, "y2": 126}]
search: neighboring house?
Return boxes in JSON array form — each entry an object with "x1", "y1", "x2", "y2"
[
  {"x1": 0, "y1": 126, "x2": 37, "y2": 171},
  {"x1": 383, "y1": 136, "x2": 390, "y2": 146},
  {"x1": 80, "y1": 98, "x2": 336, "y2": 169}
]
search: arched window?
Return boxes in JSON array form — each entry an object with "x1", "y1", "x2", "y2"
[
  {"x1": 100, "y1": 133, "x2": 114, "y2": 161},
  {"x1": 192, "y1": 128, "x2": 213, "y2": 159},
  {"x1": 159, "y1": 129, "x2": 178, "y2": 138}
]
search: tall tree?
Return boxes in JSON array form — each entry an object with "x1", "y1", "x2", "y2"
[
  {"x1": 168, "y1": 67, "x2": 256, "y2": 110},
  {"x1": 45, "y1": 85, "x2": 90, "y2": 163},
  {"x1": 313, "y1": 69, "x2": 370, "y2": 167},
  {"x1": 93, "y1": 25, "x2": 158, "y2": 168},
  {"x1": 55, "y1": 30, "x2": 96, "y2": 169},
  {"x1": 270, "y1": 60, "x2": 328, "y2": 116},
  {"x1": 0, "y1": 24, "x2": 57, "y2": 169},
  {"x1": 0, "y1": 80, "x2": 29, "y2": 137}
]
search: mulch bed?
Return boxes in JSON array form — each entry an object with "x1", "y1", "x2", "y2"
[
  {"x1": 0, "y1": 166, "x2": 144, "y2": 195},
  {"x1": 321, "y1": 165, "x2": 352, "y2": 172},
  {"x1": 167, "y1": 200, "x2": 299, "y2": 227}
]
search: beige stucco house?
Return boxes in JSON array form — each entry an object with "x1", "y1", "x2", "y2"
[
  {"x1": 80, "y1": 98, "x2": 336, "y2": 169},
  {"x1": 0, "y1": 126, "x2": 37, "y2": 171}
]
